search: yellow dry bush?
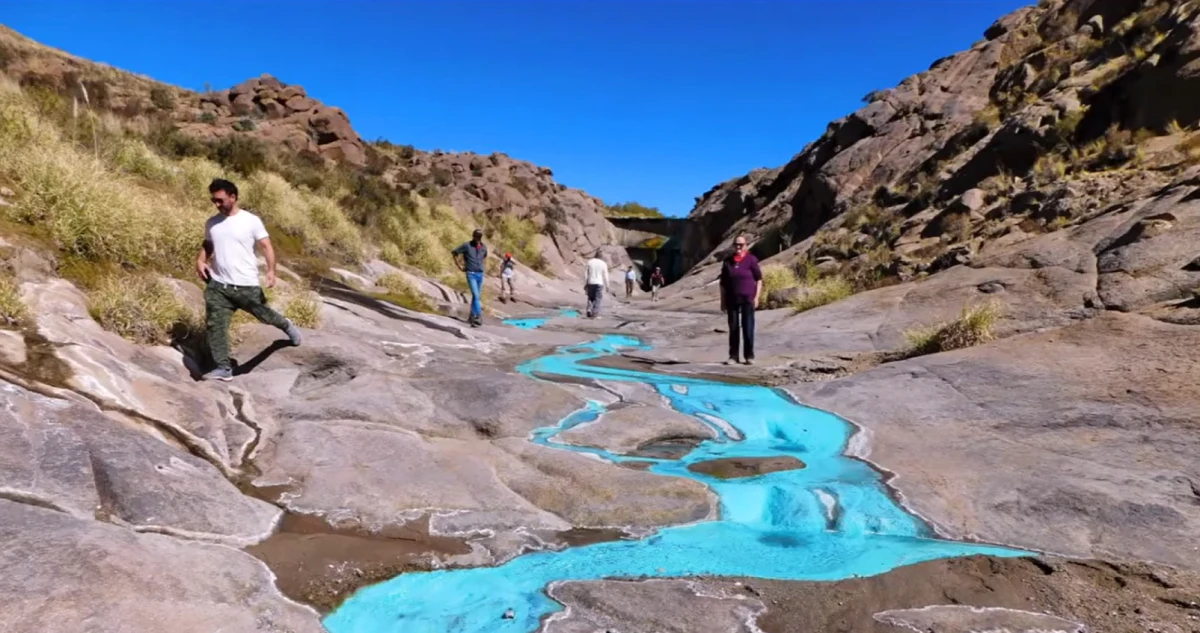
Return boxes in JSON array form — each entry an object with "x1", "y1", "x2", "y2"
[
  {"x1": 87, "y1": 273, "x2": 199, "y2": 345},
  {"x1": 761, "y1": 264, "x2": 800, "y2": 295},
  {"x1": 902, "y1": 300, "x2": 1001, "y2": 357},
  {"x1": 791, "y1": 275, "x2": 853, "y2": 313},
  {"x1": 242, "y1": 171, "x2": 363, "y2": 261},
  {"x1": 0, "y1": 81, "x2": 203, "y2": 270},
  {"x1": 0, "y1": 272, "x2": 27, "y2": 327}
]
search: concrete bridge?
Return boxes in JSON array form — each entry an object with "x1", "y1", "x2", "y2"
[{"x1": 605, "y1": 216, "x2": 698, "y2": 287}]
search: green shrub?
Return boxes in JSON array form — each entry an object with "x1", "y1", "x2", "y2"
[
  {"x1": 149, "y1": 86, "x2": 175, "y2": 111},
  {"x1": 605, "y1": 201, "x2": 663, "y2": 218},
  {"x1": 207, "y1": 134, "x2": 267, "y2": 174}
]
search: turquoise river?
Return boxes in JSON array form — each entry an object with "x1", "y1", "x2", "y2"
[{"x1": 323, "y1": 315, "x2": 1027, "y2": 633}]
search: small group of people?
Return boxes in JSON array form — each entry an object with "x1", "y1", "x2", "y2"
[
  {"x1": 623, "y1": 266, "x2": 665, "y2": 301},
  {"x1": 193, "y1": 179, "x2": 762, "y2": 374},
  {"x1": 450, "y1": 228, "x2": 520, "y2": 327}
]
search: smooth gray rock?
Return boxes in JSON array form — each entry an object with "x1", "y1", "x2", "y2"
[
  {"x1": 556, "y1": 404, "x2": 716, "y2": 456},
  {"x1": 789, "y1": 312, "x2": 1200, "y2": 569},
  {"x1": 542, "y1": 579, "x2": 765, "y2": 633},
  {"x1": 0, "y1": 382, "x2": 281, "y2": 545},
  {"x1": 0, "y1": 500, "x2": 322, "y2": 633}
]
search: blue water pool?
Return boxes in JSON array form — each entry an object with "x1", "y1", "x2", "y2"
[
  {"x1": 503, "y1": 308, "x2": 580, "y2": 330},
  {"x1": 324, "y1": 334, "x2": 1027, "y2": 633}
]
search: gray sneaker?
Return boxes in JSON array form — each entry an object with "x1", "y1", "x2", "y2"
[
  {"x1": 724, "y1": 357, "x2": 738, "y2": 365},
  {"x1": 201, "y1": 367, "x2": 233, "y2": 382},
  {"x1": 284, "y1": 319, "x2": 302, "y2": 346}
]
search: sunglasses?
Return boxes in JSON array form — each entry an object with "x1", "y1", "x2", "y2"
[{"x1": 734, "y1": 242, "x2": 747, "y2": 248}]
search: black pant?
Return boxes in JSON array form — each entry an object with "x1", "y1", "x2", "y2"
[{"x1": 726, "y1": 300, "x2": 755, "y2": 360}]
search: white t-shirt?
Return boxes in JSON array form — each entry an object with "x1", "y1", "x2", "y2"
[
  {"x1": 584, "y1": 258, "x2": 609, "y2": 286},
  {"x1": 625, "y1": 270, "x2": 635, "y2": 281},
  {"x1": 204, "y1": 209, "x2": 269, "y2": 286}
]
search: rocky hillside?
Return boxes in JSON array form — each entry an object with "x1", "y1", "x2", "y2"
[
  {"x1": 678, "y1": 0, "x2": 1200, "y2": 316},
  {"x1": 0, "y1": 25, "x2": 629, "y2": 278}
]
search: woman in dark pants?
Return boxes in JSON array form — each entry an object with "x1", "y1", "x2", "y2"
[{"x1": 718, "y1": 235, "x2": 763, "y2": 365}]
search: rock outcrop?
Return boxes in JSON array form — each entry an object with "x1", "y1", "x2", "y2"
[
  {"x1": 676, "y1": 0, "x2": 1200, "y2": 314},
  {"x1": 0, "y1": 26, "x2": 632, "y2": 276},
  {"x1": 184, "y1": 74, "x2": 368, "y2": 166}
]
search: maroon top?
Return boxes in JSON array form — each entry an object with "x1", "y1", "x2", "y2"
[{"x1": 719, "y1": 253, "x2": 762, "y2": 303}]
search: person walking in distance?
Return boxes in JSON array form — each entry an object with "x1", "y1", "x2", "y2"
[
  {"x1": 584, "y1": 251, "x2": 609, "y2": 318},
  {"x1": 719, "y1": 235, "x2": 762, "y2": 365},
  {"x1": 451, "y1": 228, "x2": 488, "y2": 327},
  {"x1": 650, "y1": 267, "x2": 665, "y2": 302},
  {"x1": 499, "y1": 252, "x2": 516, "y2": 302},
  {"x1": 624, "y1": 266, "x2": 636, "y2": 298},
  {"x1": 196, "y1": 178, "x2": 302, "y2": 382}
]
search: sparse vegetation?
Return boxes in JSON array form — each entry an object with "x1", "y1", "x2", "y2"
[
  {"x1": 901, "y1": 300, "x2": 1000, "y2": 358},
  {"x1": 279, "y1": 286, "x2": 322, "y2": 328},
  {"x1": 374, "y1": 272, "x2": 433, "y2": 312},
  {"x1": 791, "y1": 275, "x2": 853, "y2": 313},
  {"x1": 149, "y1": 86, "x2": 174, "y2": 111},
  {"x1": 87, "y1": 273, "x2": 199, "y2": 345},
  {"x1": 605, "y1": 201, "x2": 663, "y2": 218},
  {"x1": 0, "y1": 272, "x2": 27, "y2": 327},
  {"x1": 488, "y1": 215, "x2": 548, "y2": 273},
  {"x1": 761, "y1": 264, "x2": 800, "y2": 296},
  {"x1": 973, "y1": 105, "x2": 1001, "y2": 129}
]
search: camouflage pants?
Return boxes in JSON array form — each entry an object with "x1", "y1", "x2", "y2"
[{"x1": 205, "y1": 281, "x2": 288, "y2": 369}]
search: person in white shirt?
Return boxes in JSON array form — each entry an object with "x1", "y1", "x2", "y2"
[
  {"x1": 624, "y1": 267, "x2": 636, "y2": 298},
  {"x1": 195, "y1": 178, "x2": 301, "y2": 382},
  {"x1": 583, "y1": 252, "x2": 609, "y2": 318}
]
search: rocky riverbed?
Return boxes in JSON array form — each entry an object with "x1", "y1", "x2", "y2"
[{"x1": 3, "y1": 265, "x2": 1198, "y2": 633}]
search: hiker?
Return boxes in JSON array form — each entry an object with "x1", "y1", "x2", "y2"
[
  {"x1": 650, "y1": 267, "x2": 665, "y2": 302},
  {"x1": 583, "y1": 251, "x2": 609, "y2": 318},
  {"x1": 624, "y1": 267, "x2": 636, "y2": 298},
  {"x1": 451, "y1": 228, "x2": 487, "y2": 327},
  {"x1": 500, "y1": 252, "x2": 516, "y2": 302},
  {"x1": 195, "y1": 178, "x2": 302, "y2": 382},
  {"x1": 718, "y1": 235, "x2": 762, "y2": 365}
]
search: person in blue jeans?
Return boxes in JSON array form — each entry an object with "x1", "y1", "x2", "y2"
[{"x1": 452, "y1": 228, "x2": 488, "y2": 327}]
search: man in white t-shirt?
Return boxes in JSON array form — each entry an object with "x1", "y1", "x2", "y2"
[
  {"x1": 195, "y1": 178, "x2": 301, "y2": 382},
  {"x1": 583, "y1": 252, "x2": 609, "y2": 318}
]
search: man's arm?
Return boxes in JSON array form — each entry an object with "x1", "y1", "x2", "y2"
[
  {"x1": 196, "y1": 241, "x2": 213, "y2": 282},
  {"x1": 451, "y1": 244, "x2": 465, "y2": 271},
  {"x1": 256, "y1": 237, "x2": 278, "y2": 288}
]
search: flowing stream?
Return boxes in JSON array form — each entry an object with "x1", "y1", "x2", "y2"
[{"x1": 323, "y1": 321, "x2": 1027, "y2": 633}]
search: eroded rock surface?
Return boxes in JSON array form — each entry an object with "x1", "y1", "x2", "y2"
[
  {"x1": 790, "y1": 312, "x2": 1200, "y2": 569},
  {"x1": 0, "y1": 500, "x2": 323, "y2": 633},
  {"x1": 556, "y1": 404, "x2": 716, "y2": 457}
]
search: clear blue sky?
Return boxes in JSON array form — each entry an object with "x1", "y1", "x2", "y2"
[{"x1": 4, "y1": 1, "x2": 1028, "y2": 216}]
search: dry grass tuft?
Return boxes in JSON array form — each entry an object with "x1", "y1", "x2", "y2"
[
  {"x1": 0, "y1": 81, "x2": 204, "y2": 269},
  {"x1": 791, "y1": 275, "x2": 853, "y2": 313},
  {"x1": 375, "y1": 272, "x2": 433, "y2": 312},
  {"x1": 761, "y1": 264, "x2": 800, "y2": 295},
  {"x1": 0, "y1": 272, "x2": 27, "y2": 327},
  {"x1": 902, "y1": 300, "x2": 1001, "y2": 358},
  {"x1": 87, "y1": 273, "x2": 199, "y2": 344}
]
